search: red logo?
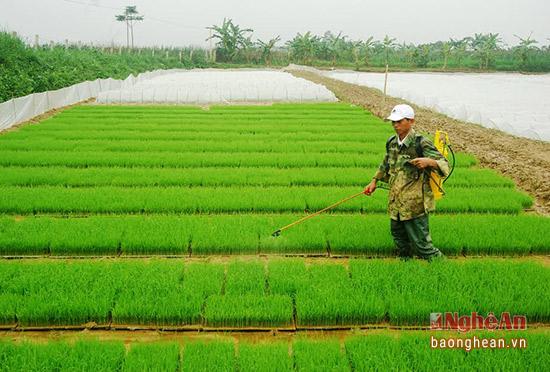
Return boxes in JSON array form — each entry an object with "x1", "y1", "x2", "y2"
[{"x1": 430, "y1": 312, "x2": 527, "y2": 332}]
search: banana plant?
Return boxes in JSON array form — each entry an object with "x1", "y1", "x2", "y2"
[
  {"x1": 513, "y1": 33, "x2": 538, "y2": 68},
  {"x1": 257, "y1": 36, "x2": 281, "y2": 66},
  {"x1": 206, "y1": 18, "x2": 253, "y2": 62},
  {"x1": 286, "y1": 32, "x2": 320, "y2": 65}
]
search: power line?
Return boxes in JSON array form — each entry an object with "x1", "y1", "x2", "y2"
[
  {"x1": 60, "y1": 0, "x2": 119, "y2": 11},
  {"x1": 58, "y1": 0, "x2": 204, "y2": 31}
]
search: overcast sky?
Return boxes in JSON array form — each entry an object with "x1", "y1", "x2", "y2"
[{"x1": 1, "y1": 0, "x2": 549, "y2": 48}]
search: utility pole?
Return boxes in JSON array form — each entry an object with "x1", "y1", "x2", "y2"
[{"x1": 116, "y1": 6, "x2": 144, "y2": 49}]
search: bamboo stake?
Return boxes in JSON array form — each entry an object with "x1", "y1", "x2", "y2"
[{"x1": 383, "y1": 63, "x2": 389, "y2": 105}]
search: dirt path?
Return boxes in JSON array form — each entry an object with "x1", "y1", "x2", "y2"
[
  {"x1": 1, "y1": 327, "x2": 548, "y2": 344},
  {"x1": 289, "y1": 70, "x2": 550, "y2": 216}
]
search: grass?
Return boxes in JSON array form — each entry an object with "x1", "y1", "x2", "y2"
[
  {"x1": 1, "y1": 214, "x2": 549, "y2": 256},
  {"x1": 1, "y1": 332, "x2": 548, "y2": 371},
  {"x1": 0, "y1": 166, "x2": 513, "y2": 188},
  {"x1": 0, "y1": 258, "x2": 548, "y2": 327},
  {"x1": 123, "y1": 342, "x2": 180, "y2": 372},
  {"x1": 0, "y1": 185, "x2": 531, "y2": 215},
  {"x1": 238, "y1": 342, "x2": 292, "y2": 372}
]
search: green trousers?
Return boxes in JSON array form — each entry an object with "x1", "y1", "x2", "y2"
[{"x1": 390, "y1": 214, "x2": 443, "y2": 260}]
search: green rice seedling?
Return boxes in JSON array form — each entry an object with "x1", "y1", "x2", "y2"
[
  {"x1": 322, "y1": 215, "x2": 395, "y2": 256},
  {"x1": 238, "y1": 341, "x2": 292, "y2": 372},
  {"x1": 182, "y1": 340, "x2": 235, "y2": 372},
  {"x1": 437, "y1": 187, "x2": 533, "y2": 212},
  {"x1": 0, "y1": 149, "x2": 478, "y2": 169},
  {"x1": 204, "y1": 294, "x2": 293, "y2": 327},
  {"x1": 0, "y1": 216, "x2": 51, "y2": 255},
  {"x1": 293, "y1": 338, "x2": 350, "y2": 371},
  {"x1": 48, "y1": 217, "x2": 125, "y2": 255},
  {"x1": 431, "y1": 214, "x2": 550, "y2": 255},
  {"x1": 446, "y1": 168, "x2": 515, "y2": 188},
  {"x1": 295, "y1": 264, "x2": 385, "y2": 325},
  {"x1": 0, "y1": 166, "x2": 511, "y2": 189},
  {"x1": 259, "y1": 214, "x2": 328, "y2": 254},
  {"x1": 112, "y1": 261, "x2": 203, "y2": 326},
  {"x1": 1, "y1": 213, "x2": 550, "y2": 257},
  {"x1": 267, "y1": 258, "x2": 308, "y2": 296},
  {"x1": 0, "y1": 138, "x2": 382, "y2": 154},
  {"x1": 121, "y1": 216, "x2": 192, "y2": 255},
  {"x1": 123, "y1": 342, "x2": 180, "y2": 372},
  {"x1": 8, "y1": 125, "x2": 382, "y2": 140},
  {"x1": 0, "y1": 293, "x2": 17, "y2": 325},
  {"x1": 11, "y1": 261, "x2": 117, "y2": 326},
  {"x1": 349, "y1": 259, "x2": 550, "y2": 325},
  {"x1": 183, "y1": 262, "x2": 225, "y2": 297},
  {"x1": 459, "y1": 332, "x2": 550, "y2": 370},
  {"x1": 190, "y1": 216, "x2": 259, "y2": 255},
  {"x1": 0, "y1": 185, "x2": 530, "y2": 215},
  {"x1": 225, "y1": 260, "x2": 266, "y2": 295},
  {"x1": 345, "y1": 334, "x2": 412, "y2": 371},
  {"x1": 0, "y1": 340, "x2": 125, "y2": 372}
]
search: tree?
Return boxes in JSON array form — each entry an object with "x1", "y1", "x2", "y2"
[
  {"x1": 450, "y1": 37, "x2": 468, "y2": 67},
  {"x1": 361, "y1": 36, "x2": 375, "y2": 66},
  {"x1": 115, "y1": 6, "x2": 144, "y2": 49},
  {"x1": 257, "y1": 36, "x2": 281, "y2": 66},
  {"x1": 351, "y1": 40, "x2": 363, "y2": 70},
  {"x1": 206, "y1": 18, "x2": 253, "y2": 62},
  {"x1": 513, "y1": 33, "x2": 538, "y2": 67},
  {"x1": 286, "y1": 32, "x2": 320, "y2": 65},
  {"x1": 382, "y1": 35, "x2": 397, "y2": 66},
  {"x1": 412, "y1": 44, "x2": 431, "y2": 68},
  {"x1": 440, "y1": 41, "x2": 452, "y2": 69},
  {"x1": 322, "y1": 31, "x2": 347, "y2": 67},
  {"x1": 469, "y1": 33, "x2": 502, "y2": 69},
  {"x1": 397, "y1": 42, "x2": 416, "y2": 67}
]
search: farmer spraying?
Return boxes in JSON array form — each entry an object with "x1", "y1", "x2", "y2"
[{"x1": 364, "y1": 104, "x2": 449, "y2": 260}]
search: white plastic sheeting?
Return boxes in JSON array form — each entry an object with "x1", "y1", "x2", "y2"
[
  {"x1": 0, "y1": 70, "x2": 174, "y2": 132},
  {"x1": 326, "y1": 71, "x2": 550, "y2": 142},
  {"x1": 96, "y1": 69, "x2": 337, "y2": 104}
]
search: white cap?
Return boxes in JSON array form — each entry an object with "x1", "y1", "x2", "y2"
[{"x1": 387, "y1": 104, "x2": 415, "y2": 121}]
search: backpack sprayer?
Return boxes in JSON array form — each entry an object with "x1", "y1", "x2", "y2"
[{"x1": 271, "y1": 130, "x2": 455, "y2": 237}]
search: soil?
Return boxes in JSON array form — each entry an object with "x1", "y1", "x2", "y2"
[
  {"x1": 289, "y1": 70, "x2": 550, "y2": 216},
  {"x1": 1, "y1": 326, "x2": 548, "y2": 344}
]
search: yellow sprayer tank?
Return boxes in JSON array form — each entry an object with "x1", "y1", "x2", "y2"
[{"x1": 430, "y1": 130, "x2": 450, "y2": 200}]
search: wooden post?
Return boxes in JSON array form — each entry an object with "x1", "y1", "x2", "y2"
[
  {"x1": 179, "y1": 50, "x2": 183, "y2": 62},
  {"x1": 65, "y1": 39, "x2": 69, "y2": 48},
  {"x1": 34, "y1": 34, "x2": 39, "y2": 48},
  {"x1": 383, "y1": 64, "x2": 389, "y2": 105}
]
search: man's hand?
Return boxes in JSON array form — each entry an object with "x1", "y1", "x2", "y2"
[
  {"x1": 364, "y1": 179, "x2": 377, "y2": 195},
  {"x1": 409, "y1": 158, "x2": 438, "y2": 170}
]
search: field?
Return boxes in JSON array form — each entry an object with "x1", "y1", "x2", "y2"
[
  {"x1": 1, "y1": 259, "x2": 548, "y2": 328},
  {"x1": 0, "y1": 103, "x2": 548, "y2": 369},
  {"x1": 1, "y1": 332, "x2": 549, "y2": 371},
  {"x1": 0, "y1": 104, "x2": 546, "y2": 257}
]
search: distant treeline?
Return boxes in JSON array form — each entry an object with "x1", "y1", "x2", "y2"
[
  {"x1": 2, "y1": 23, "x2": 550, "y2": 102},
  {"x1": 207, "y1": 19, "x2": 550, "y2": 72}
]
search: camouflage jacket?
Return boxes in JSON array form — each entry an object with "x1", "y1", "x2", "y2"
[{"x1": 373, "y1": 129, "x2": 450, "y2": 221}]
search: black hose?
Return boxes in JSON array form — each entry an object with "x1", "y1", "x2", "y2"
[{"x1": 443, "y1": 144, "x2": 456, "y2": 184}]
